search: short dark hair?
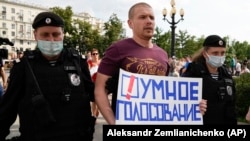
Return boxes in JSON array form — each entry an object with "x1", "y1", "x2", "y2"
[{"x1": 128, "y1": 2, "x2": 152, "y2": 19}]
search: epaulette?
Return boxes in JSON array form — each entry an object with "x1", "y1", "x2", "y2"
[
  {"x1": 65, "y1": 48, "x2": 79, "y2": 59},
  {"x1": 66, "y1": 48, "x2": 82, "y2": 72},
  {"x1": 23, "y1": 50, "x2": 35, "y2": 59},
  {"x1": 220, "y1": 65, "x2": 232, "y2": 77},
  {"x1": 186, "y1": 62, "x2": 208, "y2": 77}
]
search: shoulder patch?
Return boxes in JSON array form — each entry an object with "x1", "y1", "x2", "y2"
[{"x1": 23, "y1": 50, "x2": 35, "y2": 59}]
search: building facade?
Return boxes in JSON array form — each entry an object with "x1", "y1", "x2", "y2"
[{"x1": 0, "y1": 0, "x2": 104, "y2": 60}]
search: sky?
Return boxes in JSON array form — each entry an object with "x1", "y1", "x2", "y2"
[{"x1": 16, "y1": 0, "x2": 250, "y2": 42}]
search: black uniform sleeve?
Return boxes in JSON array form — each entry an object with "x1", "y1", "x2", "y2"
[
  {"x1": 80, "y1": 58, "x2": 95, "y2": 102},
  {"x1": 0, "y1": 59, "x2": 25, "y2": 140}
]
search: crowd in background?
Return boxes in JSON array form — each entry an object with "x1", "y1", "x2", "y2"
[
  {"x1": 168, "y1": 55, "x2": 250, "y2": 77},
  {"x1": 168, "y1": 55, "x2": 192, "y2": 77},
  {"x1": 0, "y1": 3, "x2": 249, "y2": 141},
  {"x1": 230, "y1": 56, "x2": 250, "y2": 76}
]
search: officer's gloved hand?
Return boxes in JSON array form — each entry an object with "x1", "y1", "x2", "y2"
[{"x1": 105, "y1": 76, "x2": 118, "y2": 95}]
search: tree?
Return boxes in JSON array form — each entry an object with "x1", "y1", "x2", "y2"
[
  {"x1": 175, "y1": 30, "x2": 194, "y2": 58},
  {"x1": 50, "y1": 6, "x2": 250, "y2": 62},
  {"x1": 51, "y1": 6, "x2": 104, "y2": 55},
  {"x1": 102, "y1": 13, "x2": 124, "y2": 52},
  {"x1": 50, "y1": 6, "x2": 74, "y2": 35},
  {"x1": 153, "y1": 27, "x2": 171, "y2": 53}
]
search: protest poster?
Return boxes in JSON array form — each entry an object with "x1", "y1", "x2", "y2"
[{"x1": 116, "y1": 69, "x2": 203, "y2": 125}]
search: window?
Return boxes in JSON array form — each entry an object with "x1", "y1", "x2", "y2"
[
  {"x1": 18, "y1": 15, "x2": 23, "y2": 22},
  {"x1": 11, "y1": 39, "x2": 15, "y2": 44},
  {"x1": 1, "y1": 7, "x2": 6, "y2": 20},
  {"x1": 27, "y1": 25, "x2": 32, "y2": 38},
  {"x1": 11, "y1": 8, "x2": 15, "y2": 14},
  {"x1": 18, "y1": 10, "x2": 24, "y2": 22},
  {"x1": 1, "y1": 15, "x2": 6, "y2": 20},
  {"x1": 20, "y1": 40, "x2": 23, "y2": 45},
  {"x1": 11, "y1": 31, "x2": 15, "y2": 37},
  {"x1": 2, "y1": 22, "x2": 6, "y2": 28},
  {"x1": 19, "y1": 25, "x2": 23, "y2": 32},
  {"x1": 11, "y1": 16, "x2": 15, "y2": 21},
  {"x1": 2, "y1": 6, "x2": 6, "y2": 14},
  {"x1": 11, "y1": 24, "x2": 15, "y2": 29}
]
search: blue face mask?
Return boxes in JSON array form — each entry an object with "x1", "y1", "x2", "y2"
[
  {"x1": 206, "y1": 53, "x2": 225, "y2": 68},
  {"x1": 37, "y1": 40, "x2": 63, "y2": 57}
]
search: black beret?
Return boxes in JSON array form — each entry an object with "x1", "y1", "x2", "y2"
[
  {"x1": 32, "y1": 12, "x2": 64, "y2": 29},
  {"x1": 203, "y1": 35, "x2": 226, "y2": 47}
]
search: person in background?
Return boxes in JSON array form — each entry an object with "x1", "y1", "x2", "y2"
[
  {"x1": 230, "y1": 56, "x2": 236, "y2": 75},
  {"x1": 88, "y1": 48, "x2": 101, "y2": 119},
  {"x1": 235, "y1": 59, "x2": 241, "y2": 76},
  {"x1": 12, "y1": 50, "x2": 24, "y2": 64},
  {"x1": 168, "y1": 56, "x2": 179, "y2": 77},
  {"x1": 0, "y1": 56, "x2": 7, "y2": 99},
  {"x1": 241, "y1": 64, "x2": 250, "y2": 74},
  {"x1": 0, "y1": 11, "x2": 95, "y2": 141},
  {"x1": 182, "y1": 35, "x2": 237, "y2": 125},
  {"x1": 17, "y1": 50, "x2": 24, "y2": 59},
  {"x1": 94, "y1": 2, "x2": 207, "y2": 125},
  {"x1": 180, "y1": 55, "x2": 192, "y2": 76}
]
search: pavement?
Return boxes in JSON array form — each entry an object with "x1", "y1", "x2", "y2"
[{"x1": 93, "y1": 116, "x2": 107, "y2": 141}]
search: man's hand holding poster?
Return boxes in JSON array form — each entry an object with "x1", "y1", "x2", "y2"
[{"x1": 116, "y1": 69, "x2": 203, "y2": 125}]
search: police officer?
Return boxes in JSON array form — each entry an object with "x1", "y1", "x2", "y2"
[
  {"x1": 182, "y1": 35, "x2": 237, "y2": 125},
  {"x1": 0, "y1": 12, "x2": 95, "y2": 141}
]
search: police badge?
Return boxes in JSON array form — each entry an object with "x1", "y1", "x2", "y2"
[
  {"x1": 69, "y1": 73, "x2": 81, "y2": 86},
  {"x1": 226, "y1": 86, "x2": 233, "y2": 96},
  {"x1": 45, "y1": 17, "x2": 52, "y2": 24}
]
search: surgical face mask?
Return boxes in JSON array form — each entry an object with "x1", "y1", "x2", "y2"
[
  {"x1": 206, "y1": 53, "x2": 225, "y2": 68},
  {"x1": 37, "y1": 40, "x2": 63, "y2": 57}
]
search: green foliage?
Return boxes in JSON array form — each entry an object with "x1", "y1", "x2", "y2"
[
  {"x1": 50, "y1": 5, "x2": 250, "y2": 61},
  {"x1": 102, "y1": 13, "x2": 124, "y2": 51},
  {"x1": 50, "y1": 7, "x2": 124, "y2": 56},
  {"x1": 153, "y1": 27, "x2": 171, "y2": 53},
  {"x1": 50, "y1": 6, "x2": 74, "y2": 33},
  {"x1": 234, "y1": 73, "x2": 250, "y2": 122}
]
